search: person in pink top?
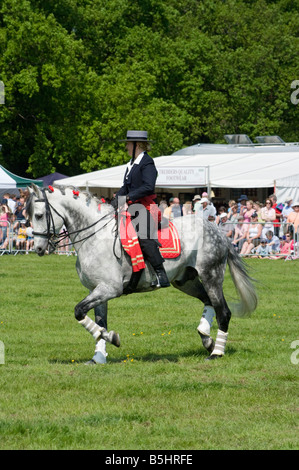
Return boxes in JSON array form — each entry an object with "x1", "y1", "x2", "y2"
[
  {"x1": 0, "y1": 204, "x2": 10, "y2": 245},
  {"x1": 243, "y1": 199, "x2": 255, "y2": 223}
]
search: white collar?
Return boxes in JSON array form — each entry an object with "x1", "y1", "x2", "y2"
[{"x1": 125, "y1": 151, "x2": 145, "y2": 177}]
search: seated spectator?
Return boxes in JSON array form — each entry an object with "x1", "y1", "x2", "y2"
[
  {"x1": 252, "y1": 239, "x2": 271, "y2": 258},
  {"x1": 218, "y1": 213, "x2": 233, "y2": 239},
  {"x1": 243, "y1": 200, "x2": 255, "y2": 224},
  {"x1": 232, "y1": 215, "x2": 248, "y2": 252},
  {"x1": 215, "y1": 206, "x2": 226, "y2": 225},
  {"x1": 227, "y1": 200, "x2": 236, "y2": 214},
  {"x1": 260, "y1": 198, "x2": 276, "y2": 238},
  {"x1": 240, "y1": 212, "x2": 263, "y2": 256},
  {"x1": 16, "y1": 220, "x2": 27, "y2": 251},
  {"x1": 227, "y1": 203, "x2": 239, "y2": 224},
  {"x1": 265, "y1": 230, "x2": 280, "y2": 254}
]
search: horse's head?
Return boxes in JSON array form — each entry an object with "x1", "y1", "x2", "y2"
[{"x1": 27, "y1": 184, "x2": 65, "y2": 256}]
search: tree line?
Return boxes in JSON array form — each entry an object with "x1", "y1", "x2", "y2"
[{"x1": 0, "y1": 0, "x2": 298, "y2": 178}]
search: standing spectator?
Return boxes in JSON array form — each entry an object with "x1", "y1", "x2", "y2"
[
  {"x1": 240, "y1": 212, "x2": 263, "y2": 257},
  {"x1": 192, "y1": 195, "x2": 201, "y2": 214},
  {"x1": 3, "y1": 193, "x2": 16, "y2": 213},
  {"x1": 158, "y1": 199, "x2": 168, "y2": 216},
  {"x1": 227, "y1": 203, "x2": 239, "y2": 224},
  {"x1": 232, "y1": 215, "x2": 248, "y2": 252},
  {"x1": 243, "y1": 200, "x2": 255, "y2": 224},
  {"x1": 183, "y1": 200, "x2": 193, "y2": 216},
  {"x1": 282, "y1": 197, "x2": 294, "y2": 229},
  {"x1": 253, "y1": 201, "x2": 263, "y2": 222},
  {"x1": 16, "y1": 220, "x2": 27, "y2": 251},
  {"x1": 196, "y1": 197, "x2": 216, "y2": 220},
  {"x1": 237, "y1": 195, "x2": 248, "y2": 215},
  {"x1": 260, "y1": 198, "x2": 276, "y2": 238},
  {"x1": 0, "y1": 204, "x2": 10, "y2": 245},
  {"x1": 286, "y1": 201, "x2": 299, "y2": 242},
  {"x1": 163, "y1": 197, "x2": 182, "y2": 219},
  {"x1": 269, "y1": 194, "x2": 283, "y2": 236}
]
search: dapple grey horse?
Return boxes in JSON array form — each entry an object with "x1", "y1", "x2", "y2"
[{"x1": 26, "y1": 185, "x2": 257, "y2": 364}]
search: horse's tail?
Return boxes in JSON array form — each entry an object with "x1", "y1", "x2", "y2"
[{"x1": 227, "y1": 243, "x2": 258, "y2": 317}]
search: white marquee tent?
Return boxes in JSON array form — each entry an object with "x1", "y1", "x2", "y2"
[{"x1": 54, "y1": 143, "x2": 299, "y2": 200}]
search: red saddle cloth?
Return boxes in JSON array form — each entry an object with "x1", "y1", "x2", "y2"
[
  {"x1": 158, "y1": 221, "x2": 181, "y2": 259},
  {"x1": 119, "y1": 213, "x2": 181, "y2": 272}
]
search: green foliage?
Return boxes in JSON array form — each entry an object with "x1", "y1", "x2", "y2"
[{"x1": 0, "y1": 0, "x2": 298, "y2": 177}]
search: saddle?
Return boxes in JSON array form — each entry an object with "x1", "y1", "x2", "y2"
[{"x1": 119, "y1": 213, "x2": 181, "y2": 272}]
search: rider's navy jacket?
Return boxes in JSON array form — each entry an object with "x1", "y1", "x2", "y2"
[{"x1": 116, "y1": 152, "x2": 158, "y2": 202}]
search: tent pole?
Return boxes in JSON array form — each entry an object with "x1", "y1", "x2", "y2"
[{"x1": 207, "y1": 166, "x2": 211, "y2": 197}]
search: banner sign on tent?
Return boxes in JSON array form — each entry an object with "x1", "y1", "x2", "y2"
[{"x1": 157, "y1": 166, "x2": 206, "y2": 186}]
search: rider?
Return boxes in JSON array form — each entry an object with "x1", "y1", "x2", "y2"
[{"x1": 111, "y1": 130, "x2": 170, "y2": 292}]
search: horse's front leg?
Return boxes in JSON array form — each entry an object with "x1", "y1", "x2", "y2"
[
  {"x1": 74, "y1": 286, "x2": 121, "y2": 350},
  {"x1": 90, "y1": 302, "x2": 109, "y2": 365}
]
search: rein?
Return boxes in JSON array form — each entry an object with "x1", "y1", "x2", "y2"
[{"x1": 32, "y1": 189, "x2": 116, "y2": 250}]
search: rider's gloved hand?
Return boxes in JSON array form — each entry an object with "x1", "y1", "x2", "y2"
[{"x1": 110, "y1": 197, "x2": 118, "y2": 210}]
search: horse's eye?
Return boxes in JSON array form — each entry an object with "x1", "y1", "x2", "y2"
[{"x1": 35, "y1": 213, "x2": 43, "y2": 221}]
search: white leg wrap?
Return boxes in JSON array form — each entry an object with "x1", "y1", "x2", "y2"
[
  {"x1": 211, "y1": 329, "x2": 228, "y2": 356},
  {"x1": 79, "y1": 315, "x2": 104, "y2": 341},
  {"x1": 92, "y1": 339, "x2": 108, "y2": 364},
  {"x1": 197, "y1": 305, "x2": 215, "y2": 336}
]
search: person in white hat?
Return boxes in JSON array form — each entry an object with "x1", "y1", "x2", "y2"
[
  {"x1": 196, "y1": 197, "x2": 216, "y2": 220},
  {"x1": 192, "y1": 195, "x2": 201, "y2": 214},
  {"x1": 112, "y1": 130, "x2": 170, "y2": 292},
  {"x1": 282, "y1": 196, "x2": 293, "y2": 224}
]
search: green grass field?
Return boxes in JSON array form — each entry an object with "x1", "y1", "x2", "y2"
[{"x1": 0, "y1": 254, "x2": 298, "y2": 450}]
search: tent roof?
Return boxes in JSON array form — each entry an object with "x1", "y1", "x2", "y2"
[
  {"x1": 54, "y1": 143, "x2": 299, "y2": 190},
  {"x1": 0, "y1": 165, "x2": 43, "y2": 189},
  {"x1": 38, "y1": 172, "x2": 68, "y2": 187}
]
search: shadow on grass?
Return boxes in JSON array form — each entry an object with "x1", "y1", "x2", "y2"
[{"x1": 49, "y1": 346, "x2": 237, "y2": 365}]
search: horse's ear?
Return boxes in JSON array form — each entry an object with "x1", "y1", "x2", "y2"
[{"x1": 30, "y1": 183, "x2": 42, "y2": 198}]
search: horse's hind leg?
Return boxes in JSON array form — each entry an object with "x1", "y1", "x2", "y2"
[
  {"x1": 173, "y1": 276, "x2": 215, "y2": 354},
  {"x1": 200, "y1": 276, "x2": 231, "y2": 359}
]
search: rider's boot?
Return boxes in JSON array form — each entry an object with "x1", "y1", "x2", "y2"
[{"x1": 153, "y1": 264, "x2": 170, "y2": 288}]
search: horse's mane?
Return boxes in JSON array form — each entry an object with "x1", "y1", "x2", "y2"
[{"x1": 25, "y1": 184, "x2": 113, "y2": 219}]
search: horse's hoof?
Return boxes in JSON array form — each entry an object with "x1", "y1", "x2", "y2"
[
  {"x1": 109, "y1": 331, "x2": 121, "y2": 348},
  {"x1": 84, "y1": 359, "x2": 97, "y2": 365},
  {"x1": 205, "y1": 354, "x2": 223, "y2": 361}
]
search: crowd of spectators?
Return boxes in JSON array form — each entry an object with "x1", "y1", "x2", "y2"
[
  {"x1": 1, "y1": 189, "x2": 298, "y2": 259},
  {"x1": 157, "y1": 192, "x2": 299, "y2": 259}
]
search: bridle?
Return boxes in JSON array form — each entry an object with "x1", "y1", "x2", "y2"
[{"x1": 32, "y1": 188, "x2": 116, "y2": 251}]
